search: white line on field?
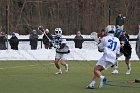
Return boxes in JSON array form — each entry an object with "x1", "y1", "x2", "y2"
[{"x1": 0, "y1": 63, "x2": 54, "y2": 70}]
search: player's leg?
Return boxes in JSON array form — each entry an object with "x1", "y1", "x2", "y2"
[
  {"x1": 87, "y1": 66, "x2": 102, "y2": 89},
  {"x1": 125, "y1": 57, "x2": 131, "y2": 74},
  {"x1": 59, "y1": 54, "x2": 69, "y2": 72},
  {"x1": 87, "y1": 58, "x2": 107, "y2": 89},
  {"x1": 112, "y1": 59, "x2": 119, "y2": 74},
  {"x1": 54, "y1": 53, "x2": 62, "y2": 74},
  {"x1": 124, "y1": 49, "x2": 132, "y2": 75},
  {"x1": 60, "y1": 59, "x2": 69, "y2": 72}
]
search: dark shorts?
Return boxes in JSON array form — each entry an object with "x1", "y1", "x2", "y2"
[{"x1": 120, "y1": 47, "x2": 132, "y2": 59}]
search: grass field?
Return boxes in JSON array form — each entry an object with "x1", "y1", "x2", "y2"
[{"x1": 0, "y1": 60, "x2": 140, "y2": 93}]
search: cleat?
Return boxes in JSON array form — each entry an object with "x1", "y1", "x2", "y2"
[
  {"x1": 65, "y1": 64, "x2": 69, "y2": 72},
  {"x1": 126, "y1": 69, "x2": 131, "y2": 75},
  {"x1": 86, "y1": 81, "x2": 96, "y2": 89},
  {"x1": 99, "y1": 77, "x2": 107, "y2": 88},
  {"x1": 55, "y1": 71, "x2": 62, "y2": 75},
  {"x1": 112, "y1": 69, "x2": 119, "y2": 74},
  {"x1": 86, "y1": 85, "x2": 95, "y2": 89}
]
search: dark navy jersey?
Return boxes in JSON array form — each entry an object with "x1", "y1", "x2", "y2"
[
  {"x1": 115, "y1": 29, "x2": 123, "y2": 38},
  {"x1": 119, "y1": 34, "x2": 130, "y2": 46}
]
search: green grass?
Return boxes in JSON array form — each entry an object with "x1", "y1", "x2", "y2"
[{"x1": 0, "y1": 60, "x2": 140, "y2": 93}]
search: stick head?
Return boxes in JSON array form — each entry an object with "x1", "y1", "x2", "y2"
[{"x1": 38, "y1": 26, "x2": 44, "y2": 33}]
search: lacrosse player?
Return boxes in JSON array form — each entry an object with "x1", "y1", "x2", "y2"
[
  {"x1": 112, "y1": 29, "x2": 132, "y2": 75},
  {"x1": 119, "y1": 30, "x2": 132, "y2": 74},
  {"x1": 53, "y1": 28, "x2": 70, "y2": 75},
  {"x1": 87, "y1": 25, "x2": 120, "y2": 89}
]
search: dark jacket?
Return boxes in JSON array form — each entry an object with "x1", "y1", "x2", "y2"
[
  {"x1": 116, "y1": 16, "x2": 124, "y2": 26},
  {"x1": 9, "y1": 36, "x2": 19, "y2": 50},
  {"x1": 74, "y1": 35, "x2": 84, "y2": 49},
  {"x1": 0, "y1": 36, "x2": 7, "y2": 50},
  {"x1": 42, "y1": 33, "x2": 53, "y2": 44},
  {"x1": 136, "y1": 32, "x2": 140, "y2": 59},
  {"x1": 29, "y1": 34, "x2": 38, "y2": 46}
]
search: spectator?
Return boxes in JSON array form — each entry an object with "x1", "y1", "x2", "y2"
[
  {"x1": 116, "y1": 13, "x2": 126, "y2": 30},
  {"x1": 0, "y1": 31, "x2": 7, "y2": 50},
  {"x1": 9, "y1": 32, "x2": 19, "y2": 50},
  {"x1": 74, "y1": 31, "x2": 84, "y2": 49},
  {"x1": 136, "y1": 25, "x2": 140, "y2": 59},
  {"x1": 98, "y1": 29, "x2": 106, "y2": 39},
  {"x1": 42, "y1": 29, "x2": 53, "y2": 49},
  {"x1": 29, "y1": 30, "x2": 39, "y2": 50}
]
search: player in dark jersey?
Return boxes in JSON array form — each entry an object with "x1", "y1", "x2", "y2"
[
  {"x1": 119, "y1": 30, "x2": 132, "y2": 74},
  {"x1": 112, "y1": 29, "x2": 132, "y2": 75}
]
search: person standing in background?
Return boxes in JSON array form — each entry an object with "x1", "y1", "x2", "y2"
[
  {"x1": 9, "y1": 32, "x2": 19, "y2": 50},
  {"x1": 0, "y1": 31, "x2": 7, "y2": 50},
  {"x1": 74, "y1": 31, "x2": 84, "y2": 49},
  {"x1": 136, "y1": 25, "x2": 140, "y2": 59},
  {"x1": 116, "y1": 13, "x2": 126, "y2": 30},
  {"x1": 29, "y1": 30, "x2": 39, "y2": 50},
  {"x1": 42, "y1": 29, "x2": 53, "y2": 49},
  {"x1": 98, "y1": 29, "x2": 106, "y2": 39}
]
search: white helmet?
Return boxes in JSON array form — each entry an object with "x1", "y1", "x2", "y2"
[
  {"x1": 105, "y1": 25, "x2": 116, "y2": 34},
  {"x1": 55, "y1": 27, "x2": 62, "y2": 37}
]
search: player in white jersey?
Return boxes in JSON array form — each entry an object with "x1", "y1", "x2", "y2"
[
  {"x1": 53, "y1": 28, "x2": 70, "y2": 75},
  {"x1": 87, "y1": 25, "x2": 120, "y2": 89}
]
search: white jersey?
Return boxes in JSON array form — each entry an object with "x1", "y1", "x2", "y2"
[{"x1": 98, "y1": 34, "x2": 120, "y2": 64}]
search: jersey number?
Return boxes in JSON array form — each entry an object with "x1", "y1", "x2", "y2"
[{"x1": 108, "y1": 39, "x2": 117, "y2": 51}]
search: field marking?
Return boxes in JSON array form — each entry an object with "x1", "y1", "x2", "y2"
[{"x1": 0, "y1": 63, "x2": 54, "y2": 70}]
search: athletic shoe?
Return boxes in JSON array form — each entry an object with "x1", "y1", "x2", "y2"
[
  {"x1": 112, "y1": 69, "x2": 119, "y2": 74},
  {"x1": 86, "y1": 85, "x2": 95, "y2": 89},
  {"x1": 99, "y1": 77, "x2": 107, "y2": 88},
  {"x1": 126, "y1": 69, "x2": 131, "y2": 75},
  {"x1": 55, "y1": 70, "x2": 62, "y2": 75},
  {"x1": 86, "y1": 81, "x2": 96, "y2": 89},
  {"x1": 65, "y1": 64, "x2": 69, "y2": 72}
]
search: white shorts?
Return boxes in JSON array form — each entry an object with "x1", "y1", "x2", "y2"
[
  {"x1": 55, "y1": 53, "x2": 68, "y2": 60},
  {"x1": 96, "y1": 58, "x2": 113, "y2": 69}
]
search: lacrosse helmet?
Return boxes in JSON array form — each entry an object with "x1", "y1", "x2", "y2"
[
  {"x1": 55, "y1": 27, "x2": 62, "y2": 37},
  {"x1": 105, "y1": 25, "x2": 116, "y2": 34}
]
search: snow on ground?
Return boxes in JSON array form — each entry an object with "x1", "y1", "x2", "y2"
[{"x1": 0, "y1": 35, "x2": 139, "y2": 60}]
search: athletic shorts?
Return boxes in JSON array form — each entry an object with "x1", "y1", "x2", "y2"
[
  {"x1": 96, "y1": 58, "x2": 113, "y2": 70},
  {"x1": 120, "y1": 48, "x2": 132, "y2": 59},
  {"x1": 55, "y1": 53, "x2": 68, "y2": 60}
]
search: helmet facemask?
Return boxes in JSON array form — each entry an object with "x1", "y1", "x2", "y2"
[{"x1": 55, "y1": 28, "x2": 62, "y2": 38}]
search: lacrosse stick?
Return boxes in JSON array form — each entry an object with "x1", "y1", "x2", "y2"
[
  {"x1": 90, "y1": 32, "x2": 100, "y2": 44},
  {"x1": 38, "y1": 26, "x2": 61, "y2": 49},
  {"x1": 38, "y1": 26, "x2": 52, "y2": 42}
]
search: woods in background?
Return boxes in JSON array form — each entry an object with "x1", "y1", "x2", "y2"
[{"x1": 0, "y1": 0, "x2": 139, "y2": 35}]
